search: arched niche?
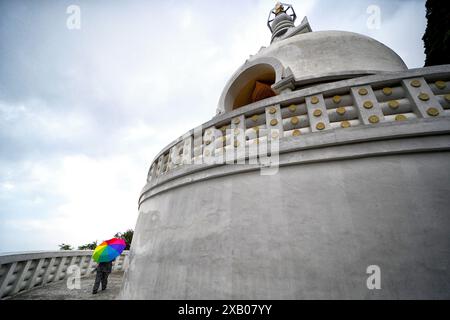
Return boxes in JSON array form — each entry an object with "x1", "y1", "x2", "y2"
[{"x1": 217, "y1": 57, "x2": 285, "y2": 114}]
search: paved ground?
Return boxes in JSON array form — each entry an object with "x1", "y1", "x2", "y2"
[{"x1": 9, "y1": 271, "x2": 123, "y2": 300}]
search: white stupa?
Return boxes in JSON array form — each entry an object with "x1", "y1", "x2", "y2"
[{"x1": 120, "y1": 2, "x2": 450, "y2": 299}]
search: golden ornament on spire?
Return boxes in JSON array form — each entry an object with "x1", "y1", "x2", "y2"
[{"x1": 274, "y1": 2, "x2": 285, "y2": 15}]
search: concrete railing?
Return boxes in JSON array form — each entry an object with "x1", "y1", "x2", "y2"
[
  {"x1": 145, "y1": 65, "x2": 450, "y2": 190},
  {"x1": 0, "y1": 250, "x2": 129, "y2": 299}
]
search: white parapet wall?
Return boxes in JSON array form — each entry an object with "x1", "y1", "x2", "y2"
[{"x1": 0, "y1": 250, "x2": 129, "y2": 299}]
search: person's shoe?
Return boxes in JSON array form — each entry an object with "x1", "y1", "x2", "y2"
[
  {"x1": 101, "y1": 287, "x2": 106, "y2": 291},
  {"x1": 92, "y1": 290, "x2": 97, "y2": 294}
]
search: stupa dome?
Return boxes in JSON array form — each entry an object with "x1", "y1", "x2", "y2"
[
  {"x1": 218, "y1": 25, "x2": 408, "y2": 114},
  {"x1": 258, "y1": 30, "x2": 407, "y2": 80}
]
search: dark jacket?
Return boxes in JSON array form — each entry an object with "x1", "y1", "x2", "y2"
[{"x1": 97, "y1": 261, "x2": 113, "y2": 273}]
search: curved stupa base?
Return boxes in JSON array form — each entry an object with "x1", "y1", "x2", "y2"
[
  {"x1": 120, "y1": 120, "x2": 450, "y2": 299},
  {"x1": 120, "y1": 3, "x2": 450, "y2": 299}
]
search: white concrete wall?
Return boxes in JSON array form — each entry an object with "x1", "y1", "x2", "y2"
[{"x1": 121, "y1": 149, "x2": 450, "y2": 299}]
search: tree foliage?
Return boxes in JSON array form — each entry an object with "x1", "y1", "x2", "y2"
[
  {"x1": 77, "y1": 241, "x2": 98, "y2": 250},
  {"x1": 423, "y1": 0, "x2": 450, "y2": 66},
  {"x1": 114, "y1": 229, "x2": 134, "y2": 250},
  {"x1": 58, "y1": 243, "x2": 73, "y2": 251},
  {"x1": 59, "y1": 229, "x2": 133, "y2": 251}
]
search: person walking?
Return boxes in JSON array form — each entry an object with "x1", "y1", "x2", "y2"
[
  {"x1": 92, "y1": 260, "x2": 113, "y2": 294},
  {"x1": 91, "y1": 237, "x2": 126, "y2": 294}
]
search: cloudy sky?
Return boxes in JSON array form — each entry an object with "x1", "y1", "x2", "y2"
[{"x1": 0, "y1": 0, "x2": 427, "y2": 253}]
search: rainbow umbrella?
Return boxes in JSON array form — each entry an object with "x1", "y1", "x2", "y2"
[{"x1": 92, "y1": 238, "x2": 126, "y2": 263}]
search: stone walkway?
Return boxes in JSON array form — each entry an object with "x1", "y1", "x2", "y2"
[{"x1": 9, "y1": 271, "x2": 123, "y2": 300}]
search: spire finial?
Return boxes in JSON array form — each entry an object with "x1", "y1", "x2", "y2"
[
  {"x1": 274, "y1": 2, "x2": 285, "y2": 15},
  {"x1": 267, "y1": 3, "x2": 297, "y2": 40}
]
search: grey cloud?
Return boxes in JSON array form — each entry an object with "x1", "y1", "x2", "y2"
[{"x1": 0, "y1": 0, "x2": 429, "y2": 252}]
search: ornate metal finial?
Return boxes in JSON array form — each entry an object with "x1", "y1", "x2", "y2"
[
  {"x1": 267, "y1": 2, "x2": 297, "y2": 35},
  {"x1": 266, "y1": 3, "x2": 312, "y2": 43},
  {"x1": 274, "y1": 2, "x2": 285, "y2": 15}
]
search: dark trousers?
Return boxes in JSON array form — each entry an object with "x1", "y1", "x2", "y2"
[{"x1": 93, "y1": 271, "x2": 109, "y2": 292}]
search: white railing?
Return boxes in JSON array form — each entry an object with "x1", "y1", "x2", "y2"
[
  {"x1": 0, "y1": 250, "x2": 129, "y2": 299},
  {"x1": 146, "y1": 65, "x2": 450, "y2": 185}
]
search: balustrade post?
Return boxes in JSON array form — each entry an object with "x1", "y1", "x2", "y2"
[
  {"x1": 54, "y1": 256, "x2": 67, "y2": 282},
  {"x1": 181, "y1": 134, "x2": 193, "y2": 165},
  {"x1": 42, "y1": 257, "x2": 56, "y2": 285},
  {"x1": 306, "y1": 94, "x2": 332, "y2": 131},
  {"x1": 402, "y1": 77, "x2": 444, "y2": 118},
  {"x1": 78, "y1": 256, "x2": 86, "y2": 276},
  {"x1": 11, "y1": 260, "x2": 32, "y2": 295},
  {"x1": 27, "y1": 258, "x2": 45, "y2": 290},
  {"x1": 351, "y1": 86, "x2": 384, "y2": 125},
  {"x1": 0, "y1": 262, "x2": 17, "y2": 298}
]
